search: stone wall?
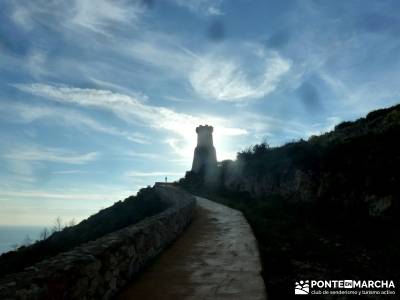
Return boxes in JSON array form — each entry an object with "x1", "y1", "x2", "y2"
[{"x1": 0, "y1": 185, "x2": 196, "y2": 300}]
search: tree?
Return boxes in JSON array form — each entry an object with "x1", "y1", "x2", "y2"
[
  {"x1": 23, "y1": 235, "x2": 32, "y2": 246},
  {"x1": 237, "y1": 146, "x2": 253, "y2": 161},
  {"x1": 52, "y1": 217, "x2": 63, "y2": 232},
  {"x1": 40, "y1": 227, "x2": 49, "y2": 240},
  {"x1": 252, "y1": 141, "x2": 270, "y2": 155}
]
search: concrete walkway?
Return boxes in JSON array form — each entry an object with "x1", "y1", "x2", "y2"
[{"x1": 117, "y1": 197, "x2": 266, "y2": 300}]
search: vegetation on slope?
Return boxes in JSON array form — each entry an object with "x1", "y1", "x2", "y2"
[
  {"x1": 0, "y1": 187, "x2": 169, "y2": 278},
  {"x1": 222, "y1": 103, "x2": 400, "y2": 219},
  {"x1": 180, "y1": 103, "x2": 400, "y2": 299}
]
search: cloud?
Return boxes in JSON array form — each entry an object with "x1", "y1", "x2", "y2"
[
  {"x1": 230, "y1": 112, "x2": 321, "y2": 146},
  {"x1": 15, "y1": 83, "x2": 246, "y2": 131},
  {"x1": 70, "y1": 0, "x2": 144, "y2": 34},
  {"x1": 3, "y1": 146, "x2": 99, "y2": 164},
  {"x1": 164, "y1": 95, "x2": 192, "y2": 103},
  {"x1": 125, "y1": 171, "x2": 183, "y2": 177},
  {"x1": 51, "y1": 170, "x2": 86, "y2": 175},
  {"x1": 189, "y1": 49, "x2": 291, "y2": 101},
  {"x1": 14, "y1": 83, "x2": 196, "y2": 133},
  {"x1": 4, "y1": 159, "x2": 36, "y2": 183},
  {"x1": 14, "y1": 83, "x2": 249, "y2": 160},
  {"x1": 0, "y1": 189, "x2": 127, "y2": 201},
  {"x1": 0, "y1": 184, "x2": 136, "y2": 225},
  {"x1": 172, "y1": 0, "x2": 224, "y2": 16},
  {"x1": 123, "y1": 36, "x2": 292, "y2": 102},
  {"x1": 1, "y1": 144, "x2": 98, "y2": 184},
  {"x1": 89, "y1": 77, "x2": 147, "y2": 99},
  {"x1": 10, "y1": 3, "x2": 33, "y2": 30},
  {"x1": 126, "y1": 151, "x2": 162, "y2": 159},
  {"x1": 125, "y1": 34, "x2": 194, "y2": 75},
  {"x1": 1, "y1": 102, "x2": 149, "y2": 144},
  {"x1": 10, "y1": 0, "x2": 144, "y2": 34},
  {"x1": 26, "y1": 48, "x2": 48, "y2": 78}
]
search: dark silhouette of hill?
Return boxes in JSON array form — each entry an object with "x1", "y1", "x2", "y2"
[
  {"x1": 0, "y1": 187, "x2": 169, "y2": 278},
  {"x1": 180, "y1": 103, "x2": 400, "y2": 300}
]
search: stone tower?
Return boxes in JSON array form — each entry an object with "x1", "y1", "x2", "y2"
[{"x1": 191, "y1": 125, "x2": 217, "y2": 174}]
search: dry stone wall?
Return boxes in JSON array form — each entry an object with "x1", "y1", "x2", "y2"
[{"x1": 0, "y1": 185, "x2": 195, "y2": 300}]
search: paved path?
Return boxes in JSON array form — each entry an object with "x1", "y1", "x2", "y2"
[{"x1": 117, "y1": 197, "x2": 266, "y2": 300}]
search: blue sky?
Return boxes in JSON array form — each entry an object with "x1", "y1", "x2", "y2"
[{"x1": 1, "y1": 0, "x2": 399, "y2": 226}]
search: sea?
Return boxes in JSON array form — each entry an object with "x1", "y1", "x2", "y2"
[{"x1": 0, "y1": 225, "x2": 44, "y2": 255}]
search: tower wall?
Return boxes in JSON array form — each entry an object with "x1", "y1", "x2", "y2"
[{"x1": 191, "y1": 125, "x2": 217, "y2": 174}]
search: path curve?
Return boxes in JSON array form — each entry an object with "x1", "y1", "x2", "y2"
[{"x1": 117, "y1": 196, "x2": 266, "y2": 300}]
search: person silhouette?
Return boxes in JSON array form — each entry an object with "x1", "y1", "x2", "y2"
[{"x1": 165, "y1": 176, "x2": 167, "y2": 183}]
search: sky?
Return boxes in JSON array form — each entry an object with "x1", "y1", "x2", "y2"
[{"x1": 1, "y1": 0, "x2": 400, "y2": 226}]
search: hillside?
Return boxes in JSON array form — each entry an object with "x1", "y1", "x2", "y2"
[
  {"x1": 0, "y1": 187, "x2": 169, "y2": 278},
  {"x1": 180, "y1": 103, "x2": 400, "y2": 299},
  {"x1": 184, "y1": 103, "x2": 400, "y2": 219}
]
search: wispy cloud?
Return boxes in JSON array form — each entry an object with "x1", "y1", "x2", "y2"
[
  {"x1": 164, "y1": 95, "x2": 192, "y2": 103},
  {"x1": 14, "y1": 83, "x2": 198, "y2": 134},
  {"x1": 0, "y1": 185, "x2": 136, "y2": 225},
  {"x1": 10, "y1": 1, "x2": 34, "y2": 30},
  {"x1": 172, "y1": 0, "x2": 224, "y2": 16},
  {"x1": 14, "y1": 83, "x2": 247, "y2": 159},
  {"x1": 190, "y1": 49, "x2": 291, "y2": 101},
  {"x1": 1, "y1": 144, "x2": 98, "y2": 184},
  {"x1": 51, "y1": 170, "x2": 86, "y2": 175},
  {"x1": 10, "y1": 0, "x2": 145, "y2": 34},
  {"x1": 4, "y1": 160, "x2": 36, "y2": 183},
  {"x1": 27, "y1": 48, "x2": 48, "y2": 78},
  {"x1": 3, "y1": 146, "x2": 99, "y2": 164},
  {"x1": 70, "y1": 0, "x2": 143, "y2": 34},
  {"x1": 1, "y1": 102, "x2": 149, "y2": 144},
  {"x1": 8, "y1": 0, "x2": 293, "y2": 105},
  {"x1": 126, "y1": 151, "x2": 162, "y2": 159},
  {"x1": 121, "y1": 33, "x2": 293, "y2": 102},
  {"x1": 0, "y1": 189, "x2": 123, "y2": 201},
  {"x1": 125, "y1": 33, "x2": 194, "y2": 76}
]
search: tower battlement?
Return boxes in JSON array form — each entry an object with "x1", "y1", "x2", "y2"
[
  {"x1": 195, "y1": 125, "x2": 214, "y2": 148},
  {"x1": 196, "y1": 125, "x2": 213, "y2": 134}
]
